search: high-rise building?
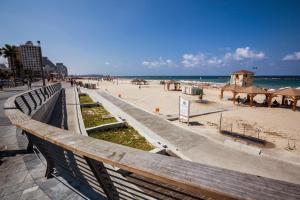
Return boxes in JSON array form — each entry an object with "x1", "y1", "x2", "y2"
[
  {"x1": 18, "y1": 41, "x2": 43, "y2": 77},
  {"x1": 43, "y1": 57, "x2": 57, "y2": 77},
  {"x1": 56, "y1": 63, "x2": 68, "y2": 77},
  {"x1": 7, "y1": 41, "x2": 68, "y2": 79}
]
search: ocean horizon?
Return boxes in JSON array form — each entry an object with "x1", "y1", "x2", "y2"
[{"x1": 118, "y1": 75, "x2": 300, "y2": 89}]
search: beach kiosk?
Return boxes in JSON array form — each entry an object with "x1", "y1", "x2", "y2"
[
  {"x1": 230, "y1": 70, "x2": 254, "y2": 87},
  {"x1": 164, "y1": 80, "x2": 181, "y2": 91},
  {"x1": 182, "y1": 84, "x2": 203, "y2": 95}
]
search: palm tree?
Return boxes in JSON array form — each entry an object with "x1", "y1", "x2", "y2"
[{"x1": 2, "y1": 44, "x2": 18, "y2": 86}]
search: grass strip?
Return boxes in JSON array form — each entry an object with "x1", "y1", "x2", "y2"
[
  {"x1": 89, "y1": 125, "x2": 154, "y2": 151},
  {"x1": 81, "y1": 106, "x2": 117, "y2": 128},
  {"x1": 79, "y1": 95, "x2": 94, "y2": 104}
]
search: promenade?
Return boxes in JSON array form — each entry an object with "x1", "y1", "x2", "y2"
[
  {"x1": 86, "y1": 89, "x2": 300, "y2": 185},
  {"x1": 0, "y1": 85, "x2": 84, "y2": 200},
  {"x1": 2, "y1": 83, "x2": 300, "y2": 199}
]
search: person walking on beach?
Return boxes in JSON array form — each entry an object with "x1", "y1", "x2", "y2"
[
  {"x1": 27, "y1": 78, "x2": 32, "y2": 90},
  {"x1": 0, "y1": 79, "x2": 3, "y2": 91}
]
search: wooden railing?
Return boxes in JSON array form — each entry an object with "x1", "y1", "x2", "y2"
[{"x1": 4, "y1": 83, "x2": 300, "y2": 200}]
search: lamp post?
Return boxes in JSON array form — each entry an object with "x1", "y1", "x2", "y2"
[{"x1": 37, "y1": 40, "x2": 46, "y2": 86}]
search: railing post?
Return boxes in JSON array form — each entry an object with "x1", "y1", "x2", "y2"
[
  {"x1": 85, "y1": 157, "x2": 120, "y2": 200},
  {"x1": 34, "y1": 90, "x2": 42, "y2": 105},
  {"x1": 26, "y1": 133, "x2": 55, "y2": 178},
  {"x1": 28, "y1": 92, "x2": 37, "y2": 109},
  {"x1": 20, "y1": 95, "x2": 32, "y2": 115},
  {"x1": 44, "y1": 87, "x2": 49, "y2": 99},
  {"x1": 22, "y1": 130, "x2": 34, "y2": 152}
]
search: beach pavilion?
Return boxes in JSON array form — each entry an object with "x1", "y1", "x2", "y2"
[
  {"x1": 131, "y1": 79, "x2": 148, "y2": 85},
  {"x1": 164, "y1": 80, "x2": 181, "y2": 91},
  {"x1": 235, "y1": 86, "x2": 271, "y2": 106},
  {"x1": 270, "y1": 88, "x2": 300, "y2": 111},
  {"x1": 220, "y1": 84, "x2": 242, "y2": 102}
]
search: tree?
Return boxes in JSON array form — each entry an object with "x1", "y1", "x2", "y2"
[{"x1": 2, "y1": 44, "x2": 18, "y2": 86}]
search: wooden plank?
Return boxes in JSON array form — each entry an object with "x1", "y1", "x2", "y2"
[{"x1": 85, "y1": 157, "x2": 120, "y2": 200}]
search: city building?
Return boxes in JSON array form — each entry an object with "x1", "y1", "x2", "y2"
[
  {"x1": 19, "y1": 41, "x2": 43, "y2": 77},
  {"x1": 6, "y1": 41, "x2": 68, "y2": 80},
  {"x1": 230, "y1": 70, "x2": 254, "y2": 87},
  {"x1": 56, "y1": 63, "x2": 68, "y2": 77},
  {"x1": 43, "y1": 57, "x2": 57, "y2": 77}
]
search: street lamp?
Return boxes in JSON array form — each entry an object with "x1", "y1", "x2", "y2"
[{"x1": 37, "y1": 40, "x2": 46, "y2": 86}]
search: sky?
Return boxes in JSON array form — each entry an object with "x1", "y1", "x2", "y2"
[{"x1": 1, "y1": 0, "x2": 300, "y2": 76}]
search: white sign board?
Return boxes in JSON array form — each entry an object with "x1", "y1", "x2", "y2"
[{"x1": 179, "y1": 96, "x2": 190, "y2": 124}]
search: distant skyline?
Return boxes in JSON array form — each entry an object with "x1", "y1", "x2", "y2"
[{"x1": 1, "y1": 0, "x2": 300, "y2": 75}]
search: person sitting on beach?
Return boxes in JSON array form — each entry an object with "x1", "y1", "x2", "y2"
[
  {"x1": 272, "y1": 99, "x2": 280, "y2": 107},
  {"x1": 284, "y1": 99, "x2": 289, "y2": 106},
  {"x1": 237, "y1": 96, "x2": 241, "y2": 104}
]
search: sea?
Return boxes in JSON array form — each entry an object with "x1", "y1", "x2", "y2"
[{"x1": 119, "y1": 76, "x2": 300, "y2": 89}]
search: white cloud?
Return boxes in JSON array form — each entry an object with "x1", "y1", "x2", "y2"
[
  {"x1": 207, "y1": 57, "x2": 223, "y2": 65},
  {"x1": 104, "y1": 61, "x2": 120, "y2": 68},
  {"x1": 181, "y1": 53, "x2": 205, "y2": 67},
  {"x1": 182, "y1": 47, "x2": 265, "y2": 68},
  {"x1": 282, "y1": 51, "x2": 300, "y2": 61},
  {"x1": 181, "y1": 53, "x2": 224, "y2": 68},
  {"x1": 142, "y1": 57, "x2": 176, "y2": 68},
  {"x1": 225, "y1": 47, "x2": 265, "y2": 61}
]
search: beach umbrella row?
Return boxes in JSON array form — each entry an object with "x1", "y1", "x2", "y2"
[
  {"x1": 272, "y1": 88, "x2": 300, "y2": 111},
  {"x1": 221, "y1": 85, "x2": 300, "y2": 111}
]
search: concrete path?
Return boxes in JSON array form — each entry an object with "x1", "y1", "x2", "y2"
[
  {"x1": 0, "y1": 85, "x2": 85, "y2": 200},
  {"x1": 64, "y1": 86, "x2": 87, "y2": 135},
  {"x1": 163, "y1": 108, "x2": 225, "y2": 121},
  {"x1": 87, "y1": 90, "x2": 300, "y2": 185}
]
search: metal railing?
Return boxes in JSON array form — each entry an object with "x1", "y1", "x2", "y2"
[{"x1": 4, "y1": 83, "x2": 300, "y2": 200}]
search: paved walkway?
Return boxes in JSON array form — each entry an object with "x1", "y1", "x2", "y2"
[
  {"x1": 0, "y1": 84, "x2": 85, "y2": 200},
  {"x1": 87, "y1": 90, "x2": 300, "y2": 185},
  {"x1": 64, "y1": 86, "x2": 87, "y2": 135}
]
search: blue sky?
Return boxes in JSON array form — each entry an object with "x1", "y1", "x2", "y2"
[{"x1": 1, "y1": 0, "x2": 300, "y2": 75}]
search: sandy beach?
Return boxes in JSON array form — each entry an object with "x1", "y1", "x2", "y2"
[{"x1": 80, "y1": 79, "x2": 300, "y2": 159}]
